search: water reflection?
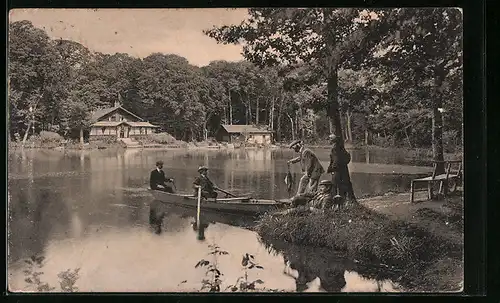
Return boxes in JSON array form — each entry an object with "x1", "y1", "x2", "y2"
[
  {"x1": 8, "y1": 148, "x2": 427, "y2": 292},
  {"x1": 262, "y1": 239, "x2": 401, "y2": 292}
]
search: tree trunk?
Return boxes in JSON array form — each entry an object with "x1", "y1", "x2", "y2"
[
  {"x1": 228, "y1": 89, "x2": 233, "y2": 125},
  {"x1": 364, "y1": 129, "x2": 370, "y2": 145},
  {"x1": 277, "y1": 93, "x2": 284, "y2": 142},
  {"x1": 204, "y1": 120, "x2": 209, "y2": 141},
  {"x1": 432, "y1": 106, "x2": 445, "y2": 174},
  {"x1": 287, "y1": 113, "x2": 295, "y2": 141},
  {"x1": 326, "y1": 66, "x2": 344, "y2": 147},
  {"x1": 246, "y1": 98, "x2": 251, "y2": 125},
  {"x1": 326, "y1": 62, "x2": 356, "y2": 202},
  {"x1": 21, "y1": 121, "x2": 32, "y2": 147},
  {"x1": 346, "y1": 108, "x2": 353, "y2": 143},
  {"x1": 79, "y1": 127, "x2": 84, "y2": 146},
  {"x1": 223, "y1": 103, "x2": 227, "y2": 125},
  {"x1": 270, "y1": 96, "x2": 275, "y2": 131},
  {"x1": 404, "y1": 127, "x2": 412, "y2": 148},
  {"x1": 256, "y1": 97, "x2": 259, "y2": 125},
  {"x1": 295, "y1": 113, "x2": 299, "y2": 139},
  {"x1": 433, "y1": 74, "x2": 446, "y2": 175}
]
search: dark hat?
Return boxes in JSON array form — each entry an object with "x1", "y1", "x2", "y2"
[
  {"x1": 198, "y1": 166, "x2": 208, "y2": 173},
  {"x1": 289, "y1": 140, "x2": 302, "y2": 149},
  {"x1": 319, "y1": 180, "x2": 333, "y2": 186},
  {"x1": 156, "y1": 160, "x2": 164, "y2": 166}
]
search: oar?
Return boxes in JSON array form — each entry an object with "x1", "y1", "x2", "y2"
[
  {"x1": 196, "y1": 186, "x2": 202, "y2": 231},
  {"x1": 215, "y1": 187, "x2": 238, "y2": 198}
]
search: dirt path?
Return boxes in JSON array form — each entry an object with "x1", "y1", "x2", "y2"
[{"x1": 360, "y1": 191, "x2": 464, "y2": 245}]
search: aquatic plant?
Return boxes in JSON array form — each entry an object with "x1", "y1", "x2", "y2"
[
  {"x1": 194, "y1": 243, "x2": 273, "y2": 292},
  {"x1": 23, "y1": 256, "x2": 55, "y2": 292},
  {"x1": 57, "y1": 268, "x2": 80, "y2": 292},
  {"x1": 226, "y1": 253, "x2": 265, "y2": 292},
  {"x1": 22, "y1": 255, "x2": 80, "y2": 292},
  {"x1": 195, "y1": 243, "x2": 228, "y2": 292}
]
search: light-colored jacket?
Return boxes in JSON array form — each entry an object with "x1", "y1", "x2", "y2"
[{"x1": 290, "y1": 147, "x2": 325, "y2": 179}]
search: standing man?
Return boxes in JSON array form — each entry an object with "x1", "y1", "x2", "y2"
[
  {"x1": 326, "y1": 135, "x2": 356, "y2": 204},
  {"x1": 150, "y1": 160, "x2": 175, "y2": 193},
  {"x1": 287, "y1": 140, "x2": 325, "y2": 196},
  {"x1": 193, "y1": 166, "x2": 218, "y2": 199}
]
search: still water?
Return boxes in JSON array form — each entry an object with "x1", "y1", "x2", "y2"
[{"x1": 8, "y1": 148, "x2": 430, "y2": 292}]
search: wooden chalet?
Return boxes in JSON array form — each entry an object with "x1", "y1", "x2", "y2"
[
  {"x1": 89, "y1": 101, "x2": 159, "y2": 140},
  {"x1": 215, "y1": 124, "x2": 273, "y2": 145}
]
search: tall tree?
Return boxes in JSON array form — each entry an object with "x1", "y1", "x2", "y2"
[
  {"x1": 204, "y1": 8, "x2": 398, "y2": 199},
  {"x1": 8, "y1": 21, "x2": 69, "y2": 145},
  {"x1": 372, "y1": 8, "x2": 462, "y2": 173}
]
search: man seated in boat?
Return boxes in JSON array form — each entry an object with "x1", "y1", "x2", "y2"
[
  {"x1": 193, "y1": 166, "x2": 218, "y2": 199},
  {"x1": 150, "y1": 160, "x2": 175, "y2": 193},
  {"x1": 276, "y1": 180, "x2": 341, "y2": 216}
]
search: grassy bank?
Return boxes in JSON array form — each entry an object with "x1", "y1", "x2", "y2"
[{"x1": 255, "y1": 203, "x2": 463, "y2": 292}]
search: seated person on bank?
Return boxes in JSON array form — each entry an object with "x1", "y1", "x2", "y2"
[
  {"x1": 150, "y1": 160, "x2": 175, "y2": 193},
  {"x1": 193, "y1": 166, "x2": 218, "y2": 199},
  {"x1": 278, "y1": 180, "x2": 342, "y2": 215}
]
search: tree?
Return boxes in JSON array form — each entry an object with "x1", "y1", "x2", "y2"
[
  {"x1": 137, "y1": 54, "x2": 210, "y2": 141},
  {"x1": 8, "y1": 21, "x2": 69, "y2": 145},
  {"x1": 205, "y1": 8, "x2": 400, "y2": 200},
  {"x1": 372, "y1": 8, "x2": 462, "y2": 173}
]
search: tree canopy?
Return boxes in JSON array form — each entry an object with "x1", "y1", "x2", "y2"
[{"x1": 8, "y1": 13, "x2": 462, "y2": 153}]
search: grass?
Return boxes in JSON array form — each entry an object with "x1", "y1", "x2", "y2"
[{"x1": 255, "y1": 204, "x2": 462, "y2": 270}]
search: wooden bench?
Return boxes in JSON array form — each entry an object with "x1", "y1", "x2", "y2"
[{"x1": 410, "y1": 160, "x2": 462, "y2": 203}]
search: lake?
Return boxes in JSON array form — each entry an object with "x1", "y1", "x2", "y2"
[{"x1": 7, "y1": 147, "x2": 431, "y2": 292}]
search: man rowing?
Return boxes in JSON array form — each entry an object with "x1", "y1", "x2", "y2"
[
  {"x1": 193, "y1": 166, "x2": 218, "y2": 199},
  {"x1": 150, "y1": 160, "x2": 175, "y2": 193},
  {"x1": 287, "y1": 140, "x2": 325, "y2": 195}
]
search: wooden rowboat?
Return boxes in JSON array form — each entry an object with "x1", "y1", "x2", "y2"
[{"x1": 149, "y1": 190, "x2": 290, "y2": 216}]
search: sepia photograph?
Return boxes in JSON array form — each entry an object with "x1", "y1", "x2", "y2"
[{"x1": 7, "y1": 8, "x2": 463, "y2": 293}]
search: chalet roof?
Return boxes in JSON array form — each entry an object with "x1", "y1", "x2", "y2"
[
  {"x1": 91, "y1": 121, "x2": 159, "y2": 128},
  {"x1": 92, "y1": 121, "x2": 122, "y2": 127},
  {"x1": 91, "y1": 105, "x2": 144, "y2": 122},
  {"x1": 126, "y1": 122, "x2": 160, "y2": 128},
  {"x1": 221, "y1": 124, "x2": 273, "y2": 134}
]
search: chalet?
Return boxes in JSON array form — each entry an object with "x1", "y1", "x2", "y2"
[
  {"x1": 89, "y1": 101, "x2": 159, "y2": 140},
  {"x1": 215, "y1": 124, "x2": 273, "y2": 145}
]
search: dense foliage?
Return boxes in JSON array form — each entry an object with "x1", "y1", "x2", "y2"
[{"x1": 8, "y1": 10, "x2": 462, "y2": 151}]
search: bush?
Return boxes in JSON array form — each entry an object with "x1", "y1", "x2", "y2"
[
  {"x1": 443, "y1": 130, "x2": 462, "y2": 153},
  {"x1": 148, "y1": 132, "x2": 177, "y2": 144},
  {"x1": 40, "y1": 131, "x2": 63, "y2": 142}
]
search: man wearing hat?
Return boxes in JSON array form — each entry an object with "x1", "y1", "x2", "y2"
[
  {"x1": 193, "y1": 166, "x2": 218, "y2": 199},
  {"x1": 327, "y1": 134, "x2": 356, "y2": 204},
  {"x1": 278, "y1": 179, "x2": 337, "y2": 216},
  {"x1": 150, "y1": 160, "x2": 175, "y2": 193},
  {"x1": 287, "y1": 140, "x2": 325, "y2": 196}
]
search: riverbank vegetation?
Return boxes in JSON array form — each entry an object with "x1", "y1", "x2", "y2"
[
  {"x1": 9, "y1": 9, "x2": 462, "y2": 158},
  {"x1": 255, "y1": 200, "x2": 463, "y2": 292}
]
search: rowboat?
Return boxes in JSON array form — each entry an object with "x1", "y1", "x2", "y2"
[{"x1": 149, "y1": 190, "x2": 290, "y2": 216}]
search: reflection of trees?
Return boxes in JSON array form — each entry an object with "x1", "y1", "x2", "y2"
[
  {"x1": 8, "y1": 186, "x2": 70, "y2": 264},
  {"x1": 89, "y1": 152, "x2": 124, "y2": 194},
  {"x1": 261, "y1": 238, "x2": 400, "y2": 292}
]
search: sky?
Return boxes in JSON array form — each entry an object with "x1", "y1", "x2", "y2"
[{"x1": 9, "y1": 8, "x2": 248, "y2": 67}]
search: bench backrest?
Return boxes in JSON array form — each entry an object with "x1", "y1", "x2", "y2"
[{"x1": 431, "y1": 160, "x2": 462, "y2": 179}]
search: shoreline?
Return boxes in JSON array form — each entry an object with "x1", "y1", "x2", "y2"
[
  {"x1": 254, "y1": 191, "x2": 464, "y2": 292},
  {"x1": 8, "y1": 141, "x2": 462, "y2": 156}
]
